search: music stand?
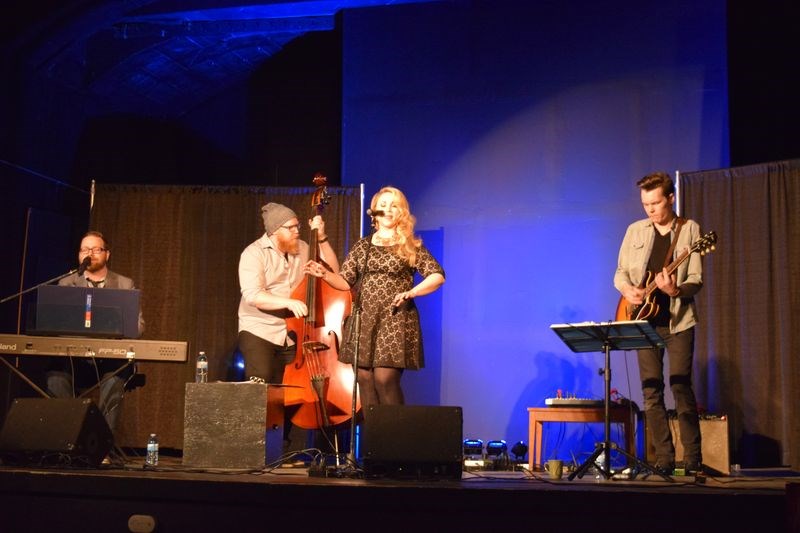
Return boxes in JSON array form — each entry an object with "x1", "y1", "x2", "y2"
[{"x1": 550, "y1": 320, "x2": 671, "y2": 481}]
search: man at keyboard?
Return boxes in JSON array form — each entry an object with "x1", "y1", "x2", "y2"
[{"x1": 45, "y1": 231, "x2": 145, "y2": 433}]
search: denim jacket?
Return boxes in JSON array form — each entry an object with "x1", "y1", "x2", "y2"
[{"x1": 614, "y1": 217, "x2": 703, "y2": 333}]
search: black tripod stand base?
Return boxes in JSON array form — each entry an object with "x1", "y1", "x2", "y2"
[
  {"x1": 568, "y1": 443, "x2": 610, "y2": 480},
  {"x1": 567, "y1": 442, "x2": 673, "y2": 482}
]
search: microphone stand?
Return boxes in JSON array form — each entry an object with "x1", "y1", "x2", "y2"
[
  {"x1": 0, "y1": 266, "x2": 81, "y2": 398},
  {"x1": 346, "y1": 220, "x2": 377, "y2": 468},
  {"x1": 0, "y1": 267, "x2": 80, "y2": 304}
]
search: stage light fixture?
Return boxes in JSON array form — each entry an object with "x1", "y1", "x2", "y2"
[
  {"x1": 511, "y1": 441, "x2": 528, "y2": 461},
  {"x1": 486, "y1": 440, "x2": 507, "y2": 457},
  {"x1": 463, "y1": 438, "x2": 484, "y2": 457}
]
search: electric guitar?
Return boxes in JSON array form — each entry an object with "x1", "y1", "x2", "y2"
[{"x1": 615, "y1": 231, "x2": 717, "y2": 321}]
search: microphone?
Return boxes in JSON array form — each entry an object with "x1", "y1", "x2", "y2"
[
  {"x1": 77, "y1": 256, "x2": 91, "y2": 276},
  {"x1": 366, "y1": 209, "x2": 385, "y2": 217}
]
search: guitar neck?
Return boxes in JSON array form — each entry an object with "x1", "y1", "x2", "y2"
[{"x1": 643, "y1": 247, "x2": 691, "y2": 296}]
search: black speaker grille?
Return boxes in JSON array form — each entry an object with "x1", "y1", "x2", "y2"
[
  {"x1": 362, "y1": 405, "x2": 463, "y2": 479},
  {"x1": 0, "y1": 398, "x2": 113, "y2": 467}
]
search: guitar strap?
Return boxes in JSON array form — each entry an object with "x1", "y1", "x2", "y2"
[{"x1": 663, "y1": 216, "x2": 686, "y2": 268}]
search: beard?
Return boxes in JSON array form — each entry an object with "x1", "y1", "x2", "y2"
[
  {"x1": 85, "y1": 258, "x2": 107, "y2": 273},
  {"x1": 275, "y1": 232, "x2": 300, "y2": 255}
]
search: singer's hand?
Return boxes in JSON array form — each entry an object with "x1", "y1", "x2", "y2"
[
  {"x1": 303, "y1": 260, "x2": 327, "y2": 278},
  {"x1": 392, "y1": 289, "x2": 416, "y2": 307}
]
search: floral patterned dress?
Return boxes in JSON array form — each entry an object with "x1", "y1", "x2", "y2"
[{"x1": 338, "y1": 237, "x2": 444, "y2": 369}]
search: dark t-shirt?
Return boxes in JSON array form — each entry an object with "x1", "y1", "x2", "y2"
[{"x1": 647, "y1": 228, "x2": 672, "y2": 327}]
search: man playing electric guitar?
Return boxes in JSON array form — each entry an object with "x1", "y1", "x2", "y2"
[{"x1": 614, "y1": 171, "x2": 705, "y2": 476}]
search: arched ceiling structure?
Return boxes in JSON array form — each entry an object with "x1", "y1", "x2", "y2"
[{"x1": 5, "y1": 0, "x2": 435, "y2": 117}]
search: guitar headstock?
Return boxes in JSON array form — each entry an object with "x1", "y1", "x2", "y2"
[
  {"x1": 310, "y1": 172, "x2": 330, "y2": 216},
  {"x1": 693, "y1": 231, "x2": 717, "y2": 256}
]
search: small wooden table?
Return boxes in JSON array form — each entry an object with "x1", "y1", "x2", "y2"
[{"x1": 528, "y1": 405, "x2": 636, "y2": 471}]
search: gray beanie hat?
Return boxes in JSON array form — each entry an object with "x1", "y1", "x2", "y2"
[{"x1": 261, "y1": 203, "x2": 298, "y2": 234}]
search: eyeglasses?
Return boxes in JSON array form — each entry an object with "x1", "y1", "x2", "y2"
[
  {"x1": 79, "y1": 247, "x2": 107, "y2": 255},
  {"x1": 280, "y1": 223, "x2": 302, "y2": 232}
]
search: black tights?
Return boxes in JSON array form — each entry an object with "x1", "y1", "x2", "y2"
[{"x1": 357, "y1": 367, "x2": 404, "y2": 407}]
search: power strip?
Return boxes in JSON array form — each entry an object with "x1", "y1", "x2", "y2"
[{"x1": 544, "y1": 398, "x2": 604, "y2": 407}]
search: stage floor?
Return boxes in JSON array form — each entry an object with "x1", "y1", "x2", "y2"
[{"x1": 0, "y1": 454, "x2": 796, "y2": 532}]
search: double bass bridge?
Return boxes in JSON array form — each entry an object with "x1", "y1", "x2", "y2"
[
  {"x1": 302, "y1": 340, "x2": 330, "y2": 352},
  {"x1": 301, "y1": 340, "x2": 331, "y2": 378}
]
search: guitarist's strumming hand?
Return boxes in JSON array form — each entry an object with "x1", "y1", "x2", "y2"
[
  {"x1": 622, "y1": 284, "x2": 645, "y2": 305},
  {"x1": 655, "y1": 267, "x2": 680, "y2": 297}
]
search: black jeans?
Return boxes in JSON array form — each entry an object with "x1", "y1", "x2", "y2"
[
  {"x1": 237, "y1": 330, "x2": 295, "y2": 383},
  {"x1": 237, "y1": 330, "x2": 309, "y2": 454},
  {"x1": 637, "y1": 326, "x2": 701, "y2": 465}
]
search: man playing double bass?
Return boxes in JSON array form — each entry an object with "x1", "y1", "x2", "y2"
[
  {"x1": 614, "y1": 171, "x2": 704, "y2": 476},
  {"x1": 237, "y1": 202, "x2": 339, "y2": 450}
]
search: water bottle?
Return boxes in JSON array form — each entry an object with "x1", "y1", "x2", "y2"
[
  {"x1": 195, "y1": 351, "x2": 208, "y2": 383},
  {"x1": 145, "y1": 433, "x2": 159, "y2": 467},
  {"x1": 594, "y1": 450, "x2": 607, "y2": 479}
]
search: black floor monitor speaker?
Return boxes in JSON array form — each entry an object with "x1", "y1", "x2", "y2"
[
  {"x1": 0, "y1": 398, "x2": 113, "y2": 467},
  {"x1": 362, "y1": 405, "x2": 463, "y2": 480}
]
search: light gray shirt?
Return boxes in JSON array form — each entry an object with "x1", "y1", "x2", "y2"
[
  {"x1": 614, "y1": 217, "x2": 703, "y2": 333},
  {"x1": 237, "y1": 233, "x2": 309, "y2": 345}
]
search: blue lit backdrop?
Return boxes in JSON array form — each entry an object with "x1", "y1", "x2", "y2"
[{"x1": 342, "y1": 0, "x2": 728, "y2": 462}]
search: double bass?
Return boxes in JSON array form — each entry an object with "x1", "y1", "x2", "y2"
[{"x1": 283, "y1": 174, "x2": 360, "y2": 429}]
